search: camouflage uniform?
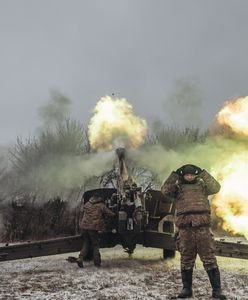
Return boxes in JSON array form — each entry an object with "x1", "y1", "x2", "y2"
[
  {"x1": 78, "y1": 195, "x2": 115, "y2": 267},
  {"x1": 161, "y1": 169, "x2": 220, "y2": 270},
  {"x1": 161, "y1": 167, "x2": 226, "y2": 299}
]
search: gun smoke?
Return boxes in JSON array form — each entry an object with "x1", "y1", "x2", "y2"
[
  {"x1": 164, "y1": 79, "x2": 203, "y2": 128},
  {"x1": 131, "y1": 108, "x2": 248, "y2": 240},
  {"x1": 130, "y1": 137, "x2": 242, "y2": 182},
  {"x1": 22, "y1": 151, "x2": 115, "y2": 199},
  {"x1": 2, "y1": 91, "x2": 248, "y2": 240},
  {"x1": 38, "y1": 90, "x2": 72, "y2": 127},
  {"x1": 88, "y1": 96, "x2": 147, "y2": 151}
]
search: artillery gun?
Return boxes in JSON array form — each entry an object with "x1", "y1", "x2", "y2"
[
  {"x1": 1, "y1": 148, "x2": 248, "y2": 262},
  {"x1": 81, "y1": 147, "x2": 176, "y2": 257}
]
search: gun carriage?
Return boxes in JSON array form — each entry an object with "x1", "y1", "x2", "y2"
[{"x1": 1, "y1": 148, "x2": 248, "y2": 262}]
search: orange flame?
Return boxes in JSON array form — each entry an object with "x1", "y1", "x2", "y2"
[
  {"x1": 213, "y1": 154, "x2": 248, "y2": 239},
  {"x1": 214, "y1": 96, "x2": 248, "y2": 239},
  {"x1": 88, "y1": 96, "x2": 147, "y2": 151},
  {"x1": 217, "y1": 96, "x2": 248, "y2": 136}
]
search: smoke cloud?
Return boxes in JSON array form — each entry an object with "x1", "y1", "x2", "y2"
[
  {"x1": 164, "y1": 79, "x2": 203, "y2": 128},
  {"x1": 131, "y1": 130, "x2": 248, "y2": 239},
  {"x1": 88, "y1": 96, "x2": 147, "y2": 151},
  {"x1": 130, "y1": 136, "x2": 244, "y2": 183},
  {"x1": 38, "y1": 89, "x2": 72, "y2": 126},
  {"x1": 22, "y1": 151, "x2": 115, "y2": 199}
]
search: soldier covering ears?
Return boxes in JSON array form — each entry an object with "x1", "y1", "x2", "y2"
[{"x1": 161, "y1": 164, "x2": 226, "y2": 299}]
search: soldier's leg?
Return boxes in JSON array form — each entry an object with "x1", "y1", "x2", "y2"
[
  {"x1": 196, "y1": 227, "x2": 217, "y2": 270},
  {"x1": 177, "y1": 228, "x2": 197, "y2": 298},
  {"x1": 179, "y1": 228, "x2": 197, "y2": 270},
  {"x1": 78, "y1": 230, "x2": 90, "y2": 267},
  {"x1": 89, "y1": 230, "x2": 101, "y2": 267},
  {"x1": 196, "y1": 227, "x2": 226, "y2": 299}
]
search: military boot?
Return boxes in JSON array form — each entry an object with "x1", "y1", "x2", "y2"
[
  {"x1": 76, "y1": 257, "x2": 84, "y2": 268},
  {"x1": 177, "y1": 268, "x2": 193, "y2": 298},
  {"x1": 206, "y1": 267, "x2": 226, "y2": 299}
]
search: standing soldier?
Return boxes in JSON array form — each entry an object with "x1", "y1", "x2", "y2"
[
  {"x1": 77, "y1": 193, "x2": 116, "y2": 268},
  {"x1": 161, "y1": 164, "x2": 226, "y2": 299}
]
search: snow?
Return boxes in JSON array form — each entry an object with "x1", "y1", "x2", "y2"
[{"x1": 0, "y1": 246, "x2": 248, "y2": 300}]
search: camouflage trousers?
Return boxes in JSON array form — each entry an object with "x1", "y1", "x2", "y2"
[
  {"x1": 79, "y1": 230, "x2": 101, "y2": 266},
  {"x1": 176, "y1": 226, "x2": 218, "y2": 270}
]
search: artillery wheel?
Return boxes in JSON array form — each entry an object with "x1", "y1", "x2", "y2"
[{"x1": 163, "y1": 249, "x2": 175, "y2": 259}]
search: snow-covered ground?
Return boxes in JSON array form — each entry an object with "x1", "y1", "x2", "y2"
[{"x1": 1, "y1": 246, "x2": 248, "y2": 300}]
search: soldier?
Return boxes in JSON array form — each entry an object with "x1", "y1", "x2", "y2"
[
  {"x1": 161, "y1": 164, "x2": 226, "y2": 299},
  {"x1": 77, "y1": 193, "x2": 116, "y2": 268}
]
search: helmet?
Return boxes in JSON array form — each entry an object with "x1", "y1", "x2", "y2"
[
  {"x1": 177, "y1": 164, "x2": 201, "y2": 176},
  {"x1": 183, "y1": 165, "x2": 197, "y2": 175}
]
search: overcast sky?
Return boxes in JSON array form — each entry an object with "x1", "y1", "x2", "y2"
[{"x1": 1, "y1": 0, "x2": 248, "y2": 144}]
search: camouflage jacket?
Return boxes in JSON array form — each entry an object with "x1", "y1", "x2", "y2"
[
  {"x1": 79, "y1": 196, "x2": 115, "y2": 231},
  {"x1": 161, "y1": 170, "x2": 220, "y2": 228}
]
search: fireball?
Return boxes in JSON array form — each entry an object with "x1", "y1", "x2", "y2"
[
  {"x1": 217, "y1": 96, "x2": 248, "y2": 136},
  {"x1": 88, "y1": 96, "x2": 147, "y2": 151},
  {"x1": 214, "y1": 96, "x2": 248, "y2": 239},
  {"x1": 212, "y1": 154, "x2": 248, "y2": 239}
]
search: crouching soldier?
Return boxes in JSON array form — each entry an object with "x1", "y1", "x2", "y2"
[
  {"x1": 161, "y1": 164, "x2": 226, "y2": 299},
  {"x1": 77, "y1": 193, "x2": 116, "y2": 268}
]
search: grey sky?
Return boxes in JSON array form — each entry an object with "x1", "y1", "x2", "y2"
[{"x1": 1, "y1": 0, "x2": 248, "y2": 144}]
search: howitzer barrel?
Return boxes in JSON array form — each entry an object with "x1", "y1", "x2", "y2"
[
  {"x1": 116, "y1": 147, "x2": 126, "y2": 161},
  {"x1": 115, "y1": 147, "x2": 129, "y2": 195}
]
